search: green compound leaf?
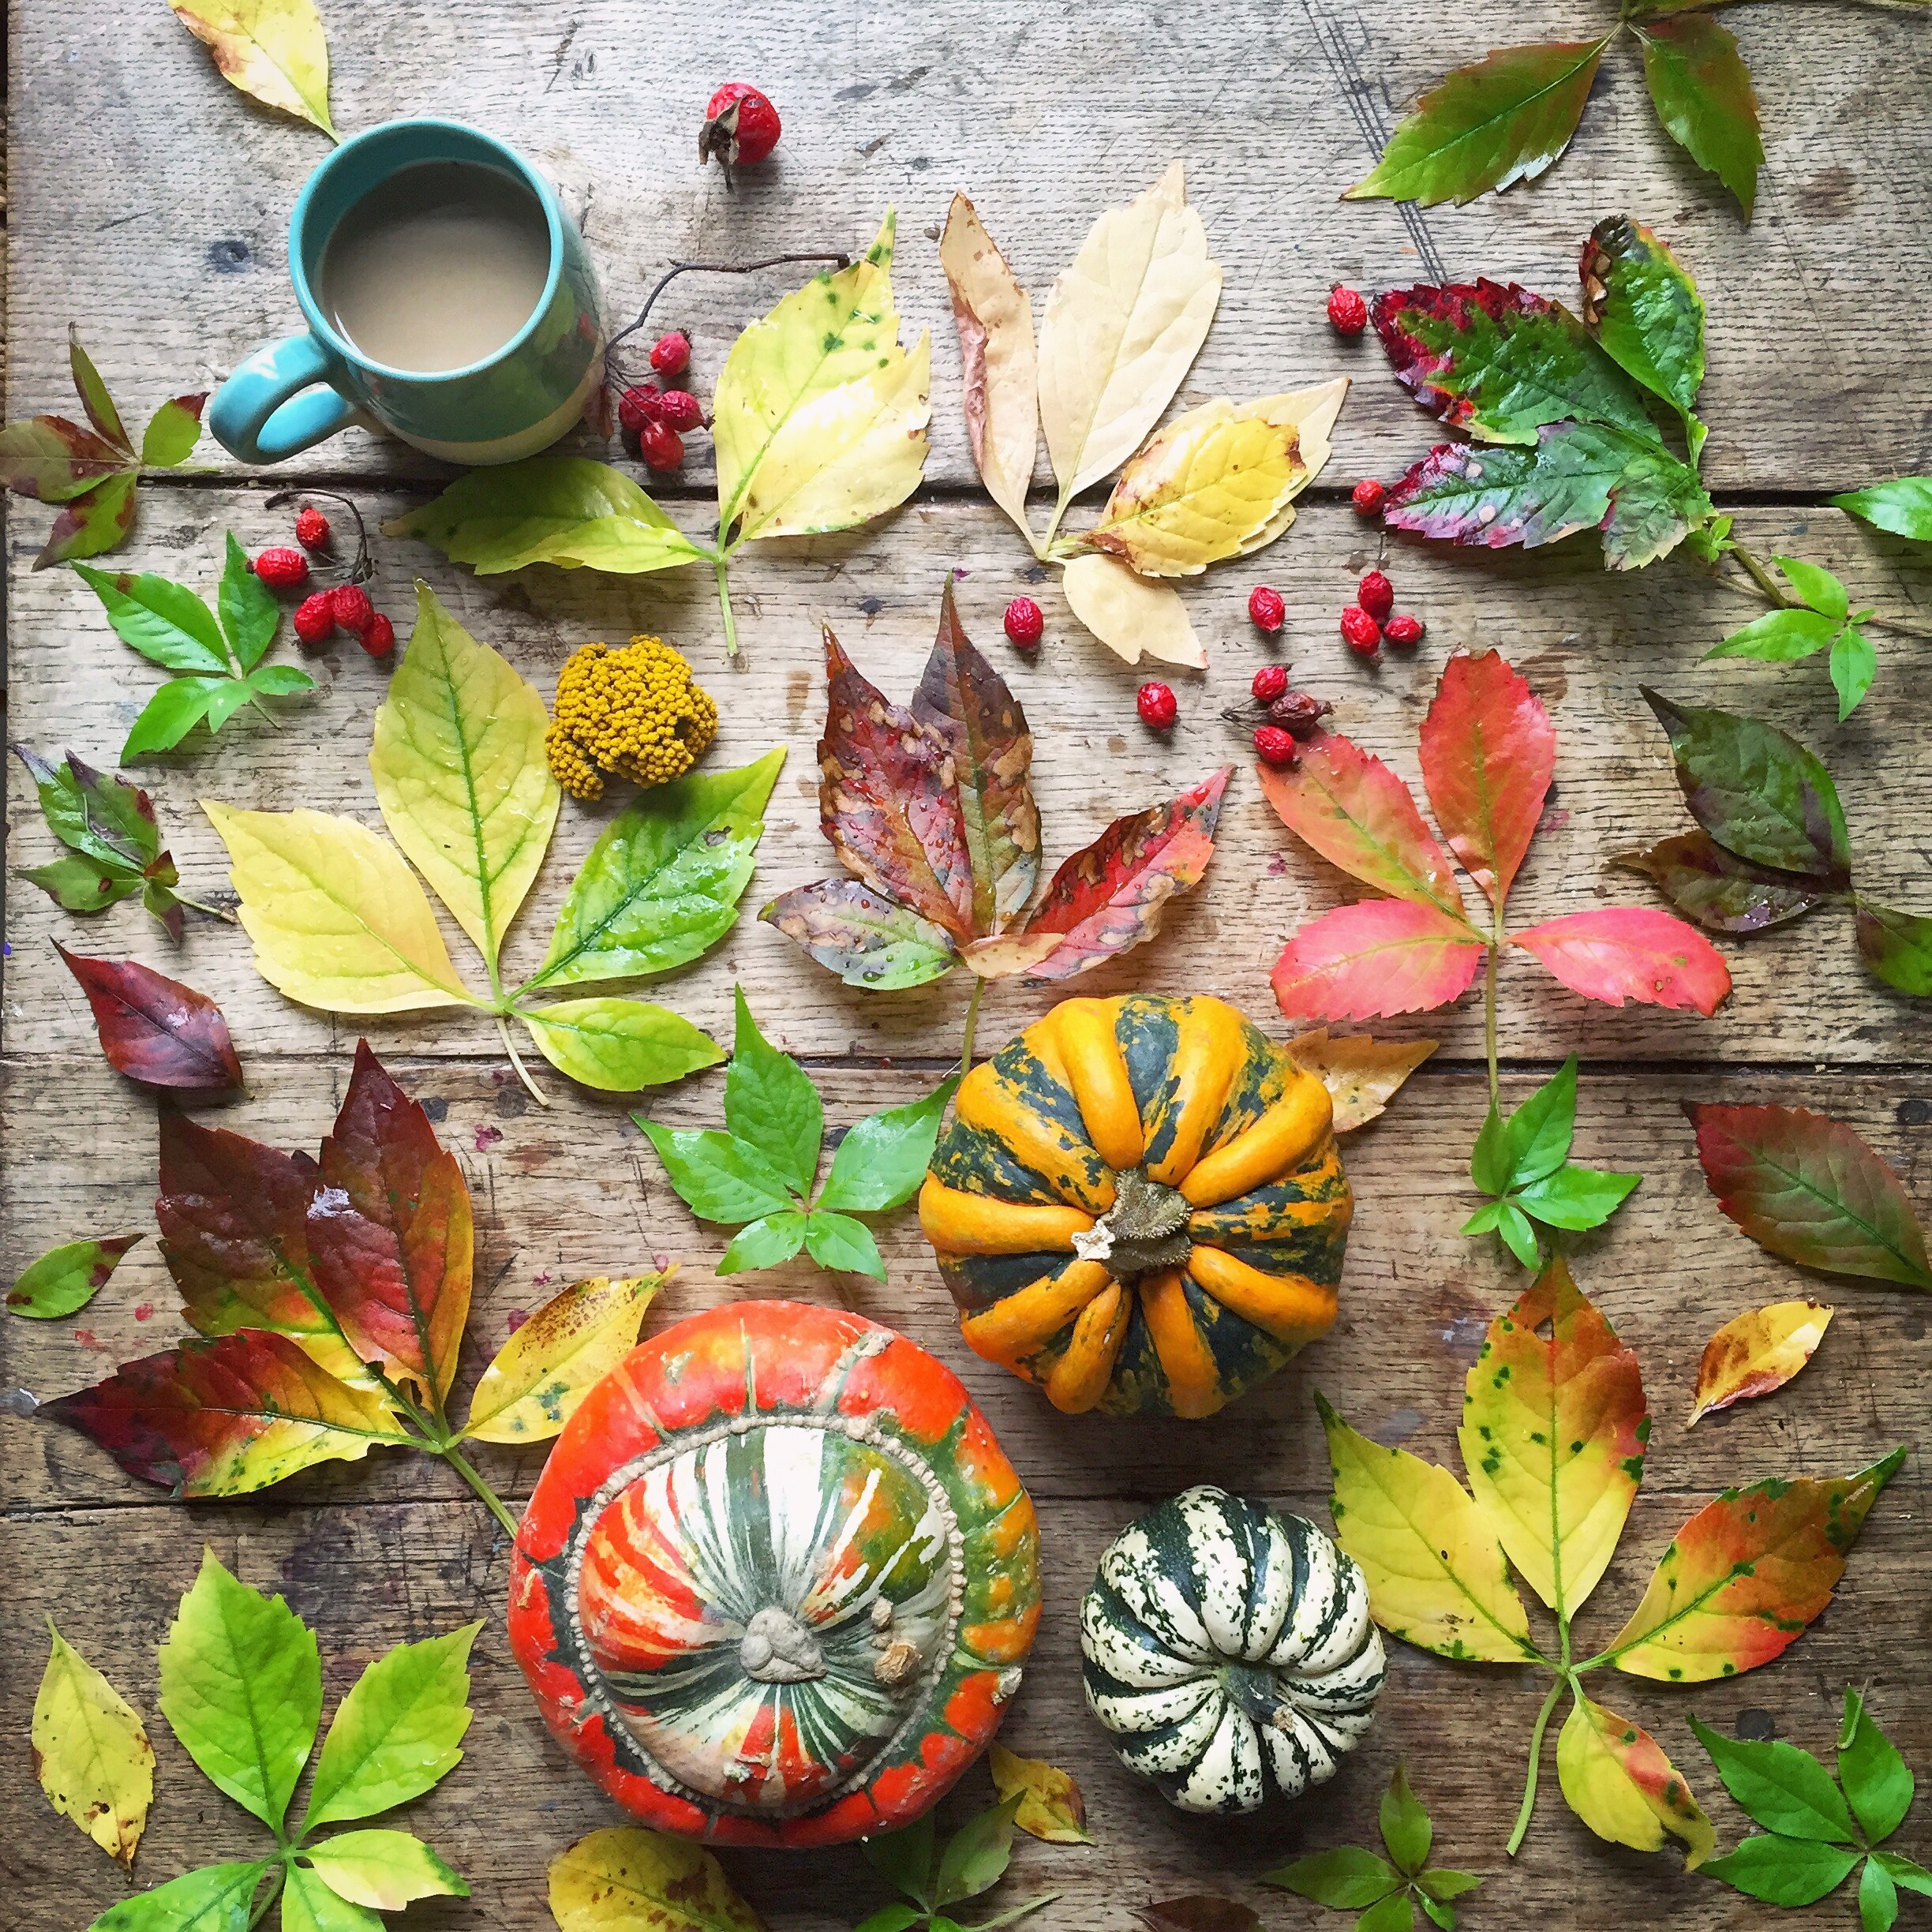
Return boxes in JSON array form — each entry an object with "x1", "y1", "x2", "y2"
[
  {"x1": 1705, "y1": 608, "x2": 1840, "y2": 664},
  {"x1": 218, "y1": 532, "x2": 280, "y2": 672},
  {"x1": 1833, "y1": 477, "x2": 1932, "y2": 542},
  {"x1": 75, "y1": 564, "x2": 228, "y2": 674},
  {"x1": 1702, "y1": 1836, "x2": 1861, "y2": 1908},
  {"x1": 1689, "y1": 1717, "x2": 1855, "y2": 1841},
  {"x1": 722, "y1": 984, "x2": 823, "y2": 1199},
  {"x1": 301, "y1": 1831, "x2": 467, "y2": 1911},
  {"x1": 1503, "y1": 1056, "x2": 1578, "y2": 1187},
  {"x1": 141, "y1": 394, "x2": 208, "y2": 470},
  {"x1": 634, "y1": 1122, "x2": 797, "y2": 1225},
  {"x1": 1261, "y1": 1844, "x2": 1402, "y2": 1907},
  {"x1": 818, "y1": 1075, "x2": 960, "y2": 1214},
  {"x1": 1832, "y1": 626, "x2": 1878, "y2": 722},
  {"x1": 1840, "y1": 1688, "x2": 1915, "y2": 1846},
  {"x1": 1776, "y1": 555, "x2": 1851, "y2": 621},
  {"x1": 1579, "y1": 215, "x2": 1705, "y2": 460},
  {"x1": 1638, "y1": 13, "x2": 1765, "y2": 220},
  {"x1": 86, "y1": 1860, "x2": 269, "y2": 1932},
  {"x1": 281, "y1": 1862, "x2": 383, "y2": 1932},
  {"x1": 803, "y1": 1210, "x2": 887, "y2": 1279},
  {"x1": 1380, "y1": 1765, "x2": 1434, "y2": 1877},
  {"x1": 718, "y1": 1211, "x2": 809, "y2": 1275},
  {"x1": 1515, "y1": 1164, "x2": 1641, "y2": 1230}
]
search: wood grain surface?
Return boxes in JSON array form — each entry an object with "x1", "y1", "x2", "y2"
[{"x1": 6, "y1": 3, "x2": 1932, "y2": 1930}]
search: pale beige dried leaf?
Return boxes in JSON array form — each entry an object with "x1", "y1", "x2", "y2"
[
  {"x1": 1287, "y1": 1028, "x2": 1438, "y2": 1133},
  {"x1": 33, "y1": 1621, "x2": 154, "y2": 1867},
  {"x1": 940, "y1": 193, "x2": 1038, "y2": 541},
  {"x1": 167, "y1": 0, "x2": 335, "y2": 137},
  {"x1": 1037, "y1": 161, "x2": 1222, "y2": 497},
  {"x1": 1687, "y1": 1300, "x2": 1833, "y2": 1425},
  {"x1": 1060, "y1": 552, "x2": 1206, "y2": 669}
]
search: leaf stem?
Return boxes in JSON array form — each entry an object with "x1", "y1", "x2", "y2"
[
  {"x1": 245, "y1": 691, "x2": 283, "y2": 732},
  {"x1": 495, "y1": 1013, "x2": 550, "y2": 1109},
  {"x1": 713, "y1": 553, "x2": 740, "y2": 659},
  {"x1": 1037, "y1": 489, "x2": 1073, "y2": 560},
  {"x1": 1483, "y1": 932, "x2": 1501, "y2": 1111},
  {"x1": 1506, "y1": 1674, "x2": 1570, "y2": 1858},
  {"x1": 170, "y1": 889, "x2": 238, "y2": 923},
  {"x1": 1724, "y1": 541, "x2": 1932, "y2": 640},
  {"x1": 245, "y1": 1864, "x2": 286, "y2": 1930},
  {"x1": 960, "y1": 975, "x2": 986, "y2": 1082},
  {"x1": 439, "y1": 1443, "x2": 522, "y2": 1540}
]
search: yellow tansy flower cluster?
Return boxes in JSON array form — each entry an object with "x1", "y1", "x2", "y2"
[{"x1": 545, "y1": 637, "x2": 719, "y2": 802}]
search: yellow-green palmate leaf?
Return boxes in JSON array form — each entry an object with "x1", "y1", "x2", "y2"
[
  {"x1": 517, "y1": 997, "x2": 722, "y2": 1093},
  {"x1": 201, "y1": 802, "x2": 480, "y2": 1013},
  {"x1": 1556, "y1": 1690, "x2": 1714, "y2": 1867},
  {"x1": 370, "y1": 582, "x2": 560, "y2": 981},
  {"x1": 712, "y1": 213, "x2": 931, "y2": 545},
  {"x1": 1458, "y1": 1256, "x2": 1647, "y2": 1618},
  {"x1": 1317, "y1": 1392, "x2": 1539, "y2": 1664}
]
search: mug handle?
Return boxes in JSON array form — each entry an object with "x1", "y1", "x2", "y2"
[{"x1": 208, "y1": 332, "x2": 358, "y2": 464}]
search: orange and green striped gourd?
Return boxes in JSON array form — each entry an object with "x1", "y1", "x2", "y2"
[{"x1": 919, "y1": 993, "x2": 1352, "y2": 1417}]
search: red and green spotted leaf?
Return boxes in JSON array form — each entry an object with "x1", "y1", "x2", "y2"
[
  {"x1": 39, "y1": 1330, "x2": 410, "y2": 1498},
  {"x1": 1616, "y1": 832, "x2": 1831, "y2": 936},
  {"x1": 1508, "y1": 906, "x2": 1732, "y2": 1014},
  {"x1": 1417, "y1": 649, "x2": 1554, "y2": 908},
  {"x1": 1557, "y1": 1692, "x2": 1715, "y2": 1867},
  {"x1": 1458, "y1": 1257, "x2": 1647, "y2": 1619},
  {"x1": 760, "y1": 878, "x2": 960, "y2": 990},
  {"x1": 1579, "y1": 216, "x2": 1707, "y2": 460},
  {"x1": 1605, "y1": 1448, "x2": 1907, "y2": 1682},
  {"x1": 1684, "y1": 1103, "x2": 1932, "y2": 1289},
  {"x1": 55, "y1": 943, "x2": 243, "y2": 1095},
  {"x1": 0, "y1": 415, "x2": 128, "y2": 500},
  {"x1": 8, "y1": 1233, "x2": 144, "y2": 1320},
  {"x1": 1271, "y1": 899, "x2": 1487, "y2": 1023},
  {"x1": 1638, "y1": 13, "x2": 1764, "y2": 220}
]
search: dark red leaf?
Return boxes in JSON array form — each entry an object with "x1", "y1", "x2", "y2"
[
  {"x1": 1616, "y1": 832, "x2": 1830, "y2": 934},
  {"x1": 55, "y1": 942, "x2": 242, "y2": 1094},
  {"x1": 1139, "y1": 1900, "x2": 1262, "y2": 1932}
]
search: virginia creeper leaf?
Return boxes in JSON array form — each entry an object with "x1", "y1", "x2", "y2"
[
  {"x1": 934, "y1": 1795, "x2": 1024, "y2": 1905},
  {"x1": 1556, "y1": 1693, "x2": 1714, "y2": 1866},
  {"x1": 1855, "y1": 901, "x2": 1932, "y2": 997},
  {"x1": 33, "y1": 1620, "x2": 155, "y2": 1866},
  {"x1": 301, "y1": 1833, "x2": 467, "y2": 1911},
  {"x1": 1684, "y1": 1103, "x2": 1932, "y2": 1287},
  {"x1": 75, "y1": 564, "x2": 228, "y2": 675},
  {"x1": 1688, "y1": 1717, "x2": 1856, "y2": 1841},
  {"x1": 1578, "y1": 215, "x2": 1706, "y2": 459},
  {"x1": 1380, "y1": 1765, "x2": 1433, "y2": 1877},
  {"x1": 1501, "y1": 1056, "x2": 1578, "y2": 1187},
  {"x1": 1639, "y1": 13, "x2": 1764, "y2": 220},
  {"x1": 217, "y1": 532, "x2": 279, "y2": 672},
  {"x1": 142, "y1": 394, "x2": 208, "y2": 470},
  {"x1": 12, "y1": 743, "x2": 193, "y2": 933},
  {"x1": 1262, "y1": 1846, "x2": 1400, "y2": 1908},
  {"x1": 123, "y1": 676, "x2": 224, "y2": 760},
  {"x1": 9, "y1": 1232, "x2": 144, "y2": 1320},
  {"x1": 167, "y1": 0, "x2": 335, "y2": 137},
  {"x1": 282, "y1": 1863, "x2": 382, "y2": 1932},
  {"x1": 1517, "y1": 1163, "x2": 1642, "y2": 1231},
  {"x1": 1272, "y1": 900, "x2": 1488, "y2": 1023},
  {"x1": 0, "y1": 414, "x2": 127, "y2": 499},
  {"x1": 1833, "y1": 477, "x2": 1932, "y2": 542},
  {"x1": 519, "y1": 998, "x2": 724, "y2": 1094},
  {"x1": 760, "y1": 877, "x2": 960, "y2": 989},
  {"x1": 1616, "y1": 831, "x2": 1830, "y2": 934},
  {"x1": 1832, "y1": 625, "x2": 1878, "y2": 722},
  {"x1": 1705, "y1": 608, "x2": 1840, "y2": 664},
  {"x1": 803, "y1": 1210, "x2": 886, "y2": 1279},
  {"x1": 724, "y1": 984, "x2": 823, "y2": 1196},
  {"x1": 1840, "y1": 1687, "x2": 1915, "y2": 1846},
  {"x1": 987, "y1": 1743, "x2": 1094, "y2": 1845},
  {"x1": 40, "y1": 470, "x2": 140, "y2": 569},
  {"x1": 1608, "y1": 1447, "x2": 1905, "y2": 1679},
  {"x1": 818, "y1": 1076, "x2": 960, "y2": 1215},
  {"x1": 548, "y1": 1826, "x2": 768, "y2": 1932},
  {"x1": 55, "y1": 943, "x2": 243, "y2": 1094},
  {"x1": 635, "y1": 1122, "x2": 796, "y2": 1225},
  {"x1": 1507, "y1": 906, "x2": 1732, "y2": 1014},
  {"x1": 1705, "y1": 1836, "x2": 1863, "y2": 1908},
  {"x1": 1059, "y1": 551, "x2": 1206, "y2": 669},
  {"x1": 87, "y1": 1860, "x2": 268, "y2": 1932},
  {"x1": 719, "y1": 1214, "x2": 808, "y2": 1275},
  {"x1": 1687, "y1": 1301, "x2": 1833, "y2": 1425},
  {"x1": 1285, "y1": 1030, "x2": 1437, "y2": 1133}
]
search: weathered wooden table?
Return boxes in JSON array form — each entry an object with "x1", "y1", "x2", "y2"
[{"x1": 7, "y1": 4, "x2": 1932, "y2": 1927}]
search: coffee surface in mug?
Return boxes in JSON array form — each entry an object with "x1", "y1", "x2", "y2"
[{"x1": 320, "y1": 160, "x2": 551, "y2": 374}]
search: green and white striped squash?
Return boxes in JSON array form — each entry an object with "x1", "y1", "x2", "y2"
[{"x1": 1080, "y1": 1485, "x2": 1383, "y2": 1814}]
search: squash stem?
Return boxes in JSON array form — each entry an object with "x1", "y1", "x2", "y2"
[
  {"x1": 714, "y1": 554, "x2": 740, "y2": 658},
  {"x1": 959, "y1": 975, "x2": 986, "y2": 1081},
  {"x1": 1507, "y1": 1673, "x2": 1569, "y2": 1858}
]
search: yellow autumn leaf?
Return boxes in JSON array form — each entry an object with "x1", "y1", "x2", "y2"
[
  {"x1": 33, "y1": 1621, "x2": 154, "y2": 1868},
  {"x1": 1228, "y1": 379, "x2": 1351, "y2": 552},
  {"x1": 202, "y1": 801, "x2": 479, "y2": 1014},
  {"x1": 940, "y1": 193, "x2": 1039, "y2": 540},
  {"x1": 989, "y1": 1742, "x2": 1095, "y2": 1844},
  {"x1": 1287, "y1": 1029, "x2": 1436, "y2": 1133},
  {"x1": 549, "y1": 1826, "x2": 766, "y2": 1932},
  {"x1": 1317, "y1": 1394, "x2": 1536, "y2": 1664},
  {"x1": 1687, "y1": 1300, "x2": 1833, "y2": 1425},
  {"x1": 1556, "y1": 1692, "x2": 1713, "y2": 1868},
  {"x1": 461, "y1": 1274, "x2": 666, "y2": 1444},
  {"x1": 167, "y1": 0, "x2": 334, "y2": 139},
  {"x1": 1036, "y1": 161, "x2": 1222, "y2": 499},
  {"x1": 370, "y1": 583, "x2": 560, "y2": 978},
  {"x1": 1060, "y1": 552, "x2": 1204, "y2": 669},
  {"x1": 713, "y1": 213, "x2": 930, "y2": 549}
]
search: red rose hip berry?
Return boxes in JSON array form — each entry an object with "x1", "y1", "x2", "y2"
[
  {"x1": 1248, "y1": 584, "x2": 1286, "y2": 634},
  {"x1": 1383, "y1": 613, "x2": 1426, "y2": 649},
  {"x1": 1351, "y1": 478, "x2": 1387, "y2": 519},
  {"x1": 329, "y1": 584, "x2": 374, "y2": 635},
  {"x1": 1357, "y1": 570, "x2": 1394, "y2": 621},
  {"x1": 1253, "y1": 724, "x2": 1300, "y2": 769},
  {"x1": 1003, "y1": 596, "x2": 1044, "y2": 650},
  {"x1": 650, "y1": 332, "x2": 691, "y2": 378},
  {"x1": 1137, "y1": 681, "x2": 1178, "y2": 732},
  {"x1": 293, "y1": 592, "x2": 335, "y2": 649},
  {"x1": 1251, "y1": 662, "x2": 1289, "y2": 705},
  {"x1": 1327, "y1": 285, "x2": 1368, "y2": 336},
  {"x1": 699, "y1": 84, "x2": 781, "y2": 170},
  {"x1": 361, "y1": 613, "x2": 397, "y2": 659},
  {"x1": 254, "y1": 546, "x2": 309, "y2": 591},
  {"x1": 1341, "y1": 605, "x2": 1382, "y2": 657},
  {"x1": 294, "y1": 505, "x2": 331, "y2": 552},
  {"x1": 618, "y1": 385, "x2": 661, "y2": 438},
  {"x1": 653, "y1": 389, "x2": 703, "y2": 433},
  {"x1": 638, "y1": 421, "x2": 685, "y2": 472}
]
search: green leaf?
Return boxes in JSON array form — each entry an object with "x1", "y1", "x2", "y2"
[
  {"x1": 1460, "y1": 1200, "x2": 1504, "y2": 1236},
  {"x1": 528, "y1": 747, "x2": 785, "y2": 991},
  {"x1": 1833, "y1": 477, "x2": 1932, "y2": 543},
  {"x1": 1262, "y1": 1844, "x2": 1402, "y2": 1907},
  {"x1": 1346, "y1": 39, "x2": 1612, "y2": 207},
  {"x1": 864, "y1": 1814, "x2": 935, "y2": 1907},
  {"x1": 70, "y1": 335, "x2": 132, "y2": 451},
  {"x1": 1380, "y1": 1766, "x2": 1432, "y2": 1875},
  {"x1": 935, "y1": 1795, "x2": 1021, "y2": 1906},
  {"x1": 818, "y1": 1075, "x2": 960, "y2": 1213},
  {"x1": 1417, "y1": 1899, "x2": 1454, "y2": 1932},
  {"x1": 853, "y1": 1909, "x2": 924, "y2": 1932},
  {"x1": 204, "y1": 682, "x2": 256, "y2": 734},
  {"x1": 122, "y1": 678, "x2": 226, "y2": 759},
  {"x1": 141, "y1": 395, "x2": 207, "y2": 469},
  {"x1": 717, "y1": 1212, "x2": 809, "y2": 1275},
  {"x1": 722, "y1": 987, "x2": 822, "y2": 1196},
  {"x1": 1704, "y1": 608, "x2": 1840, "y2": 663},
  {"x1": 246, "y1": 665, "x2": 319, "y2": 698},
  {"x1": 74, "y1": 565, "x2": 229, "y2": 674},
  {"x1": 1875, "y1": 1853, "x2": 1932, "y2": 1897},
  {"x1": 158, "y1": 1549, "x2": 320, "y2": 1833},
  {"x1": 16, "y1": 853, "x2": 142, "y2": 915},
  {"x1": 1862, "y1": 1855, "x2": 1900, "y2": 1932},
  {"x1": 1856, "y1": 901, "x2": 1932, "y2": 997},
  {"x1": 15, "y1": 743, "x2": 163, "y2": 871},
  {"x1": 804, "y1": 1211, "x2": 886, "y2": 1279},
  {"x1": 519, "y1": 998, "x2": 723, "y2": 1094},
  {"x1": 1497, "y1": 1201, "x2": 1541, "y2": 1268},
  {"x1": 1515, "y1": 1165, "x2": 1642, "y2": 1230},
  {"x1": 8, "y1": 1231, "x2": 143, "y2": 1319},
  {"x1": 1504, "y1": 1056, "x2": 1578, "y2": 1186},
  {"x1": 281, "y1": 1863, "x2": 382, "y2": 1932},
  {"x1": 1355, "y1": 1894, "x2": 1415, "y2": 1932},
  {"x1": 1413, "y1": 1871, "x2": 1481, "y2": 1901},
  {"x1": 1832, "y1": 627, "x2": 1877, "y2": 722},
  {"x1": 1638, "y1": 14, "x2": 1765, "y2": 219},
  {"x1": 1688, "y1": 1717, "x2": 1856, "y2": 1842},
  {"x1": 40, "y1": 470, "x2": 141, "y2": 567},
  {"x1": 301, "y1": 1830, "x2": 467, "y2": 1910},
  {"x1": 1470, "y1": 1104, "x2": 1513, "y2": 1196},
  {"x1": 1579, "y1": 216, "x2": 1706, "y2": 461},
  {"x1": 87, "y1": 1861, "x2": 269, "y2": 1932},
  {"x1": 385, "y1": 456, "x2": 710, "y2": 575},
  {"x1": 1840, "y1": 1689, "x2": 1915, "y2": 1845},
  {"x1": 1774, "y1": 556, "x2": 1850, "y2": 621},
  {"x1": 634, "y1": 1121, "x2": 797, "y2": 1224},
  {"x1": 219, "y1": 533, "x2": 281, "y2": 671},
  {"x1": 1703, "y1": 1835, "x2": 1861, "y2": 1908},
  {"x1": 301, "y1": 1623, "x2": 479, "y2": 1830}
]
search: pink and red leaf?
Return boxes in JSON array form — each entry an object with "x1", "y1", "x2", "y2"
[
  {"x1": 1272, "y1": 898, "x2": 1487, "y2": 1022},
  {"x1": 1510, "y1": 907, "x2": 1731, "y2": 1014}
]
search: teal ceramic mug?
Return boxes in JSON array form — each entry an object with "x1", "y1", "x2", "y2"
[{"x1": 210, "y1": 118, "x2": 602, "y2": 466}]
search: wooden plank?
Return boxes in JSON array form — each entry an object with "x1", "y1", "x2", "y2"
[
  {"x1": 8, "y1": 494, "x2": 1932, "y2": 1067},
  {"x1": 7, "y1": 1, "x2": 1932, "y2": 491}
]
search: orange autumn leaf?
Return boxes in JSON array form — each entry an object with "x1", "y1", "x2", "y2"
[
  {"x1": 989, "y1": 1742, "x2": 1095, "y2": 1844},
  {"x1": 1687, "y1": 1301, "x2": 1833, "y2": 1425}
]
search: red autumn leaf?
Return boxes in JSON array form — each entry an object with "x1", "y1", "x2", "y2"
[
  {"x1": 0, "y1": 414, "x2": 130, "y2": 500},
  {"x1": 39, "y1": 1329, "x2": 406, "y2": 1499},
  {"x1": 1418, "y1": 648, "x2": 1555, "y2": 908},
  {"x1": 1684, "y1": 1103, "x2": 1932, "y2": 1289},
  {"x1": 1257, "y1": 734, "x2": 1468, "y2": 917},
  {"x1": 55, "y1": 942, "x2": 242, "y2": 1094},
  {"x1": 1607, "y1": 1447, "x2": 1905, "y2": 1681},
  {"x1": 1019, "y1": 766, "x2": 1230, "y2": 982},
  {"x1": 1271, "y1": 897, "x2": 1487, "y2": 1021},
  {"x1": 309, "y1": 1043, "x2": 475, "y2": 1402},
  {"x1": 818, "y1": 624, "x2": 975, "y2": 938},
  {"x1": 1508, "y1": 907, "x2": 1731, "y2": 1014}
]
